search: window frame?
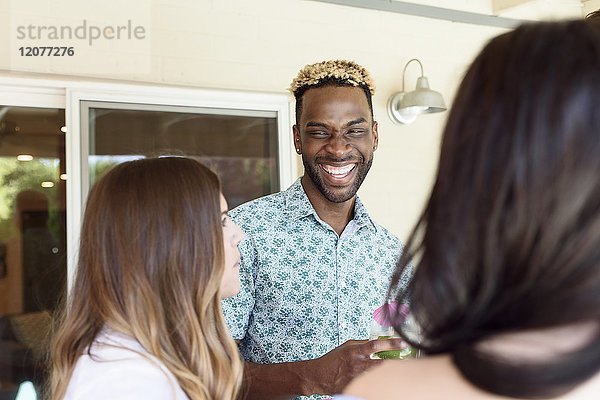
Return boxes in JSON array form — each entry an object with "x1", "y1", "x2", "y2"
[{"x1": 0, "y1": 76, "x2": 295, "y2": 290}]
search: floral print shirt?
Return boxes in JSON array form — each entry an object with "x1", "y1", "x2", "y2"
[{"x1": 221, "y1": 178, "x2": 408, "y2": 399}]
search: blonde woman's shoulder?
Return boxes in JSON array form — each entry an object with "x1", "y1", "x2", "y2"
[
  {"x1": 343, "y1": 354, "x2": 600, "y2": 400},
  {"x1": 63, "y1": 329, "x2": 189, "y2": 400}
]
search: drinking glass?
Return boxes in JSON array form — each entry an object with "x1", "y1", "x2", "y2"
[{"x1": 369, "y1": 303, "x2": 420, "y2": 359}]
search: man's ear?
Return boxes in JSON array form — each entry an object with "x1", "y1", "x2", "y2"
[
  {"x1": 293, "y1": 125, "x2": 302, "y2": 154},
  {"x1": 372, "y1": 121, "x2": 379, "y2": 151}
]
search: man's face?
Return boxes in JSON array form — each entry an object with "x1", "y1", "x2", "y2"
[{"x1": 293, "y1": 85, "x2": 378, "y2": 203}]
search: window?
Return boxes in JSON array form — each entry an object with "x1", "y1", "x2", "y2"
[
  {"x1": 0, "y1": 104, "x2": 66, "y2": 397},
  {"x1": 82, "y1": 101, "x2": 280, "y2": 209},
  {"x1": 68, "y1": 87, "x2": 293, "y2": 221}
]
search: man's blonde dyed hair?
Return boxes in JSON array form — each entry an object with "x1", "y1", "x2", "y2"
[
  {"x1": 290, "y1": 60, "x2": 376, "y2": 125},
  {"x1": 289, "y1": 59, "x2": 375, "y2": 96}
]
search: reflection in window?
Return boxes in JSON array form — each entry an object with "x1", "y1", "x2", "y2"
[
  {"x1": 85, "y1": 103, "x2": 280, "y2": 208},
  {"x1": 0, "y1": 106, "x2": 66, "y2": 399}
]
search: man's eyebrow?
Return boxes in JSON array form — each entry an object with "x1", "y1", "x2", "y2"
[
  {"x1": 345, "y1": 118, "x2": 368, "y2": 127},
  {"x1": 305, "y1": 119, "x2": 367, "y2": 129},
  {"x1": 305, "y1": 121, "x2": 329, "y2": 129}
]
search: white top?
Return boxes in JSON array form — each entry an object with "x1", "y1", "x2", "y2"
[{"x1": 63, "y1": 328, "x2": 189, "y2": 400}]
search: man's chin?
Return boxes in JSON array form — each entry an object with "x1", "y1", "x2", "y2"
[{"x1": 321, "y1": 186, "x2": 357, "y2": 203}]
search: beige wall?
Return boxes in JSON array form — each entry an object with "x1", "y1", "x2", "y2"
[
  {"x1": 0, "y1": 0, "x2": 587, "y2": 241},
  {"x1": 584, "y1": 0, "x2": 600, "y2": 16}
]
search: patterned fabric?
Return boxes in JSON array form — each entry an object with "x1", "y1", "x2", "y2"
[{"x1": 222, "y1": 178, "x2": 409, "y2": 400}]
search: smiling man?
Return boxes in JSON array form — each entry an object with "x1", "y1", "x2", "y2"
[{"x1": 221, "y1": 60, "x2": 409, "y2": 400}]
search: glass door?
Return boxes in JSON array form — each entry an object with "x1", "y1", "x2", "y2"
[
  {"x1": 0, "y1": 103, "x2": 66, "y2": 399},
  {"x1": 81, "y1": 101, "x2": 281, "y2": 209}
]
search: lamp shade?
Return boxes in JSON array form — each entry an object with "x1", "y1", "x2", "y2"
[
  {"x1": 387, "y1": 92, "x2": 418, "y2": 125},
  {"x1": 387, "y1": 58, "x2": 447, "y2": 125},
  {"x1": 399, "y1": 76, "x2": 447, "y2": 114}
]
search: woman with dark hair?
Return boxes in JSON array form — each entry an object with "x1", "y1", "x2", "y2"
[
  {"x1": 341, "y1": 20, "x2": 600, "y2": 399},
  {"x1": 50, "y1": 157, "x2": 244, "y2": 399}
]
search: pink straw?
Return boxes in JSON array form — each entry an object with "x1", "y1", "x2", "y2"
[{"x1": 373, "y1": 302, "x2": 409, "y2": 327}]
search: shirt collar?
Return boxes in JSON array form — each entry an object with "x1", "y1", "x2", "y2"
[
  {"x1": 284, "y1": 177, "x2": 378, "y2": 232},
  {"x1": 284, "y1": 177, "x2": 316, "y2": 220},
  {"x1": 353, "y1": 195, "x2": 378, "y2": 232}
]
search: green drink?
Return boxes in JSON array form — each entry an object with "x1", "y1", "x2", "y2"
[
  {"x1": 369, "y1": 302, "x2": 419, "y2": 360},
  {"x1": 372, "y1": 335, "x2": 413, "y2": 359}
]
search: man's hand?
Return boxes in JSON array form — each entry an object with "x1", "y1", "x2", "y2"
[
  {"x1": 308, "y1": 338, "x2": 407, "y2": 395},
  {"x1": 241, "y1": 338, "x2": 407, "y2": 399}
]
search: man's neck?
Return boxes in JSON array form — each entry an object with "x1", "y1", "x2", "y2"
[{"x1": 301, "y1": 176, "x2": 355, "y2": 236}]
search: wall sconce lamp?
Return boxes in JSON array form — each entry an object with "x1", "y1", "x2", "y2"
[{"x1": 387, "y1": 58, "x2": 447, "y2": 125}]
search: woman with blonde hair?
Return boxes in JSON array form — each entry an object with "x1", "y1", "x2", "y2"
[{"x1": 50, "y1": 157, "x2": 244, "y2": 400}]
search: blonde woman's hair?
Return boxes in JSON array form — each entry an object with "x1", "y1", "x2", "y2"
[{"x1": 49, "y1": 157, "x2": 242, "y2": 400}]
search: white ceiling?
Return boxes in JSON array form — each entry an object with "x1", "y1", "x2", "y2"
[
  {"x1": 383, "y1": 0, "x2": 588, "y2": 20},
  {"x1": 493, "y1": 0, "x2": 583, "y2": 14},
  {"x1": 313, "y1": 1, "x2": 591, "y2": 27},
  {"x1": 492, "y1": 0, "x2": 585, "y2": 19},
  {"x1": 391, "y1": 0, "x2": 585, "y2": 16}
]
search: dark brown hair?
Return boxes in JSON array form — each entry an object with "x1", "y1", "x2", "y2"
[{"x1": 389, "y1": 20, "x2": 600, "y2": 398}]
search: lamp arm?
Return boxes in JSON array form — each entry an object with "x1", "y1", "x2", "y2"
[{"x1": 401, "y1": 58, "x2": 424, "y2": 91}]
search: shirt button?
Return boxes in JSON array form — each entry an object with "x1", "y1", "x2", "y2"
[{"x1": 339, "y1": 282, "x2": 346, "y2": 288}]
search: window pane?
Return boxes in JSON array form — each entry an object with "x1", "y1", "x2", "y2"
[
  {"x1": 0, "y1": 105, "x2": 66, "y2": 397},
  {"x1": 85, "y1": 102, "x2": 280, "y2": 208}
]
